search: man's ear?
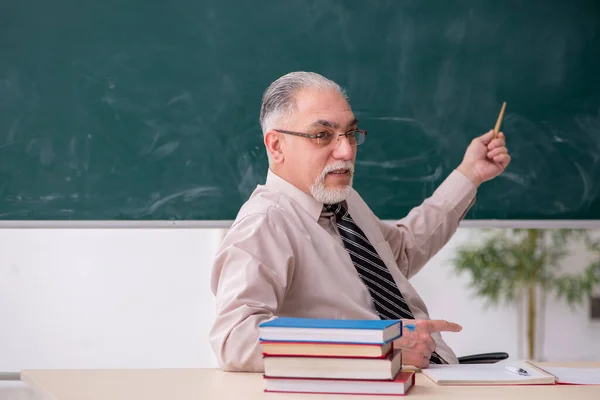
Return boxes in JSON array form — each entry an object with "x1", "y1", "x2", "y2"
[{"x1": 264, "y1": 130, "x2": 286, "y2": 163}]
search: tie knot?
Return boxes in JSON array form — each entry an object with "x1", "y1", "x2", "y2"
[{"x1": 325, "y1": 203, "x2": 346, "y2": 219}]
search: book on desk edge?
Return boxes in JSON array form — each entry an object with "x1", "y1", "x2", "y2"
[{"x1": 263, "y1": 370, "x2": 415, "y2": 396}]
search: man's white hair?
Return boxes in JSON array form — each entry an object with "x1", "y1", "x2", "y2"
[{"x1": 259, "y1": 71, "x2": 348, "y2": 135}]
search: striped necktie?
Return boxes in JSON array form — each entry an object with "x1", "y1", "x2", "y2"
[{"x1": 326, "y1": 202, "x2": 445, "y2": 364}]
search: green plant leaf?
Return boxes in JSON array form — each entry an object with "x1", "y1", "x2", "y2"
[{"x1": 452, "y1": 228, "x2": 600, "y2": 309}]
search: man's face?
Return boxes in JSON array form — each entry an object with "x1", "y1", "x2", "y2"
[{"x1": 274, "y1": 88, "x2": 358, "y2": 203}]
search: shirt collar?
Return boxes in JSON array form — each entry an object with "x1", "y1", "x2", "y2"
[{"x1": 265, "y1": 169, "x2": 325, "y2": 222}]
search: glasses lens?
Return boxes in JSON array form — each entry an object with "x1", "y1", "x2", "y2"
[
  {"x1": 346, "y1": 132, "x2": 358, "y2": 146},
  {"x1": 351, "y1": 130, "x2": 365, "y2": 146},
  {"x1": 316, "y1": 132, "x2": 333, "y2": 147}
]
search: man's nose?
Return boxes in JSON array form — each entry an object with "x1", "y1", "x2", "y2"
[{"x1": 332, "y1": 135, "x2": 355, "y2": 160}]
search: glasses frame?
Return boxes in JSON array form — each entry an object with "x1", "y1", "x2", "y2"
[{"x1": 273, "y1": 128, "x2": 367, "y2": 147}]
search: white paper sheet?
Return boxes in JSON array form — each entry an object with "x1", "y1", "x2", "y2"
[
  {"x1": 421, "y1": 361, "x2": 553, "y2": 384},
  {"x1": 542, "y1": 367, "x2": 600, "y2": 385}
]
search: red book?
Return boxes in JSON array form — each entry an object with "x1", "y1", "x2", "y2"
[{"x1": 264, "y1": 370, "x2": 416, "y2": 396}]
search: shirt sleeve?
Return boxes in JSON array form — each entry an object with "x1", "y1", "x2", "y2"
[
  {"x1": 209, "y1": 212, "x2": 295, "y2": 372},
  {"x1": 380, "y1": 169, "x2": 476, "y2": 279}
]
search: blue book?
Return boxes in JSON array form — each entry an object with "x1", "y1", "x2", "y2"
[{"x1": 259, "y1": 317, "x2": 402, "y2": 344}]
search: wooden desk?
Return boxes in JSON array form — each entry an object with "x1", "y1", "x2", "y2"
[{"x1": 21, "y1": 363, "x2": 600, "y2": 400}]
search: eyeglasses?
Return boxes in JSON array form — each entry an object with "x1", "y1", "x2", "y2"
[{"x1": 274, "y1": 128, "x2": 367, "y2": 147}]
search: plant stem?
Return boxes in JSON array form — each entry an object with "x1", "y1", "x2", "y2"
[
  {"x1": 527, "y1": 229, "x2": 539, "y2": 360},
  {"x1": 516, "y1": 288, "x2": 523, "y2": 358},
  {"x1": 528, "y1": 281, "x2": 536, "y2": 359}
]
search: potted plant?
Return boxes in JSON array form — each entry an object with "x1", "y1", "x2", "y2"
[{"x1": 452, "y1": 228, "x2": 600, "y2": 360}]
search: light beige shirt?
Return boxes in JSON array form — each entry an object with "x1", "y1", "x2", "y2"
[{"x1": 210, "y1": 169, "x2": 477, "y2": 372}]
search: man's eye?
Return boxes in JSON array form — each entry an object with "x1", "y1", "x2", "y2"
[{"x1": 315, "y1": 131, "x2": 331, "y2": 139}]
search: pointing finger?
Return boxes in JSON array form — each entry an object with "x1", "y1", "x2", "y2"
[{"x1": 424, "y1": 320, "x2": 463, "y2": 333}]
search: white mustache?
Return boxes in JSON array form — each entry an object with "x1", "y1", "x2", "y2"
[{"x1": 320, "y1": 161, "x2": 355, "y2": 179}]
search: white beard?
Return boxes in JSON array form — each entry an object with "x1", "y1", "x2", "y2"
[{"x1": 310, "y1": 161, "x2": 354, "y2": 204}]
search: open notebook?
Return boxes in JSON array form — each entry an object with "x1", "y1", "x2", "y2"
[{"x1": 421, "y1": 361, "x2": 556, "y2": 385}]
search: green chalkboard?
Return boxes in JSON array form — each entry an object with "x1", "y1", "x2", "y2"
[{"x1": 1, "y1": 0, "x2": 600, "y2": 221}]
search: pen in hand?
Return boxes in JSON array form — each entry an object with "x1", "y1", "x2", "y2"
[
  {"x1": 493, "y1": 101, "x2": 506, "y2": 139},
  {"x1": 504, "y1": 366, "x2": 529, "y2": 376}
]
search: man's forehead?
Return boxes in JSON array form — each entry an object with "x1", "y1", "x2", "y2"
[
  {"x1": 293, "y1": 88, "x2": 355, "y2": 127},
  {"x1": 309, "y1": 118, "x2": 359, "y2": 129}
]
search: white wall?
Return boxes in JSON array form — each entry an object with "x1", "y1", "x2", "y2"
[
  {"x1": 1, "y1": 227, "x2": 599, "y2": 371},
  {"x1": 0, "y1": 229, "x2": 222, "y2": 370}
]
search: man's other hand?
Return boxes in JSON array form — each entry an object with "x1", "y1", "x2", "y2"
[
  {"x1": 394, "y1": 319, "x2": 462, "y2": 369},
  {"x1": 457, "y1": 130, "x2": 510, "y2": 187}
]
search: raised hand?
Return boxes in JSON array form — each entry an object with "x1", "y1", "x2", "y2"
[
  {"x1": 457, "y1": 130, "x2": 510, "y2": 187},
  {"x1": 394, "y1": 319, "x2": 462, "y2": 368}
]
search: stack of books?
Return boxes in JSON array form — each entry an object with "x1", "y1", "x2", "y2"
[{"x1": 258, "y1": 317, "x2": 415, "y2": 396}]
